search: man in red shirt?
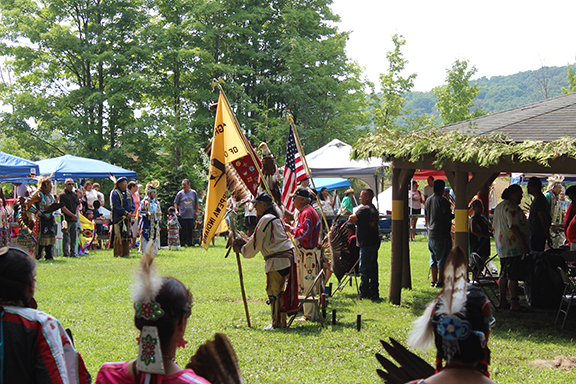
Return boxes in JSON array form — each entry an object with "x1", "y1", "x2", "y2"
[{"x1": 285, "y1": 187, "x2": 321, "y2": 320}]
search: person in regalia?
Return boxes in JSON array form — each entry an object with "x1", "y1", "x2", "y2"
[
  {"x1": 234, "y1": 192, "x2": 299, "y2": 329},
  {"x1": 139, "y1": 181, "x2": 162, "y2": 253},
  {"x1": 110, "y1": 176, "x2": 134, "y2": 257}
]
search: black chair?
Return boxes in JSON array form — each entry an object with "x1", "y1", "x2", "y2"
[
  {"x1": 555, "y1": 266, "x2": 576, "y2": 330},
  {"x1": 469, "y1": 252, "x2": 499, "y2": 309},
  {"x1": 332, "y1": 258, "x2": 360, "y2": 297}
]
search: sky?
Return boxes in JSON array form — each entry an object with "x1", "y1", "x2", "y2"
[{"x1": 330, "y1": 0, "x2": 576, "y2": 92}]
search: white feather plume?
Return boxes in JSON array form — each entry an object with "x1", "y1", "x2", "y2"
[
  {"x1": 133, "y1": 241, "x2": 163, "y2": 304},
  {"x1": 437, "y1": 246, "x2": 468, "y2": 317},
  {"x1": 407, "y1": 299, "x2": 437, "y2": 351}
]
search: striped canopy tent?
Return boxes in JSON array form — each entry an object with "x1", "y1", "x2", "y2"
[{"x1": 306, "y1": 139, "x2": 388, "y2": 196}]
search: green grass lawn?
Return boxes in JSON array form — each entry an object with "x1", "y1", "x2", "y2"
[{"x1": 34, "y1": 236, "x2": 576, "y2": 383}]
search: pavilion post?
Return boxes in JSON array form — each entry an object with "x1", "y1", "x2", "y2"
[
  {"x1": 389, "y1": 161, "x2": 413, "y2": 305},
  {"x1": 453, "y1": 171, "x2": 469, "y2": 253},
  {"x1": 401, "y1": 173, "x2": 413, "y2": 289},
  {"x1": 390, "y1": 167, "x2": 403, "y2": 305}
]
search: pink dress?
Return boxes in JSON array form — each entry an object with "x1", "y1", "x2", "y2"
[{"x1": 96, "y1": 361, "x2": 211, "y2": 384}]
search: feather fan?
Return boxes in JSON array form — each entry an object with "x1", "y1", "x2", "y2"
[
  {"x1": 186, "y1": 333, "x2": 244, "y2": 384},
  {"x1": 133, "y1": 241, "x2": 163, "y2": 304},
  {"x1": 329, "y1": 217, "x2": 358, "y2": 281}
]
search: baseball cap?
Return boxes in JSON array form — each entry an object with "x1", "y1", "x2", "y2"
[{"x1": 251, "y1": 192, "x2": 273, "y2": 204}]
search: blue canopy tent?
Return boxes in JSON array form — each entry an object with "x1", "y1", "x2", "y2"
[
  {"x1": 511, "y1": 173, "x2": 576, "y2": 185},
  {"x1": 0, "y1": 152, "x2": 39, "y2": 178},
  {"x1": 36, "y1": 155, "x2": 137, "y2": 181},
  {"x1": 312, "y1": 177, "x2": 350, "y2": 191}
]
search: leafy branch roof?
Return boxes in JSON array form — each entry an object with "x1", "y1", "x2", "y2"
[{"x1": 352, "y1": 127, "x2": 576, "y2": 169}]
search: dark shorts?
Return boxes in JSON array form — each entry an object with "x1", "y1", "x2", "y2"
[
  {"x1": 500, "y1": 256, "x2": 524, "y2": 281},
  {"x1": 410, "y1": 208, "x2": 421, "y2": 215},
  {"x1": 244, "y1": 216, "x2": 257, "y2": 228}
]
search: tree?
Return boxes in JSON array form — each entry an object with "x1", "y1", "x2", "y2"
[
  {"x1": 562, "y1": 64, "x2": 576, "y2": 94},
  {"x1": 0, "y1": 0, "x2": 155, "y2": 174},
  {"x1": 186, "y1": 0, "x2": 369, "y2": 156},
  {"x1": 532, "y1": 63, "x2": 563, "y2": 100},
  {"x1": 0, "y1": 0, "x2": 368, "y2": 182},
  {"x1": 370, "y1": 34, "x2": 417, "y2": 131},
  {"x1": 434, "y1": 59, "x2": 485, "y2": 125}
]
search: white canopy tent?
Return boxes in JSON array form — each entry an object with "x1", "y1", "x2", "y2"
[
  {"x1": 306, "y1": 139, "x2": 388, "y2": 197},
  {"x1": 377, "y1": 186, "x2": 393, "y2": 214}
]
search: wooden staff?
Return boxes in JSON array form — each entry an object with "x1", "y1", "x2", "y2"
[{"x1": 228, "y1": 210, "x2": 251, "y2": 327}]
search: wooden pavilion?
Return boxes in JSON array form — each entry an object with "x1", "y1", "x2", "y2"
[{"x1": 353, "y1": 91, "x2": 576, "y2": 305}]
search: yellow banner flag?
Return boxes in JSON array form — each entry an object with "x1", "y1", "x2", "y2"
[
  {"x1": 202, "y1": 93, "x2": 248, "y2": 249},
  {"x1": 79, "y1": 213, "x2": 96, "y2": 253}
]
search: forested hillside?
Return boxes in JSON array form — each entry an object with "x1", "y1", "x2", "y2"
[{"x1": 403, "y1": 64, "x2": 572, "y2": 124}]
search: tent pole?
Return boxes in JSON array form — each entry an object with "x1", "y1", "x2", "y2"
[{"x1": 374, "y1": 174, "x2": 379, "y2": 210}]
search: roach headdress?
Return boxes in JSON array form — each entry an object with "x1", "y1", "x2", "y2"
[{"x1": 408, "y1": 246, "x2": 492, "y2": 365}]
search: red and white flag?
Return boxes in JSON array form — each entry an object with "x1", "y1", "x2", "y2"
[{"x1": 281, "y1": 125, "x2": 307, "y2": 213}]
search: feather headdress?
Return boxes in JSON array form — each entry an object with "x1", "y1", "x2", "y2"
[
  {"x1": 408, "y1": 246, "x2": 469, "y2": 353},
  {"x1": 145, "y1": 180, "x2": 160, "y2": 195},
  {"x1": 547, "y1": 174, "x2": 564, "y2": 191},
  {"x1": 29, "y1": 173, "x2": 53, "y2": 190},
  {"x1": 437, "y1": 246, "x2": 468, "y2": 318}
]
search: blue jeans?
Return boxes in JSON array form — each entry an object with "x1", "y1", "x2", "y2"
[
  {"x1": 428, "y1": 238, "x2": 452, "y2": 268},
  {"x1": 359, "y1": 243, "x2": 380, "y2": 298},
  {"x1": 62, "y1": 220, "x2": 78, "y2": 257}
]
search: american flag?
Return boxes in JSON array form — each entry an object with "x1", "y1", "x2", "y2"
[{"x1": 282, "y1": 125, "x2": 307, "y2": 213}]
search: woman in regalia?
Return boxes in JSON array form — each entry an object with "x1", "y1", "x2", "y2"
[
  {"x1": 27, "y1": 177, "x2": 57, "y2": 260},
  {"x1": 139, "y1": 180, "x2": 162, "y2": 252}
]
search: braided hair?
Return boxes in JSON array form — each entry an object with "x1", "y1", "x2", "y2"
[{"x1": 134, "y1": 277, "x2": 193, "y2": 351}]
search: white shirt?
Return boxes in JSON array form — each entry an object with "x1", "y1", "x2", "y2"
[
  {"x1": 96, "y1": 191, "x2": 105, "y2": 205},
  {"x1": 85, "y1": 189, "x2": 98, "y2": 209},
  {"x1": 16, "y1": 183, "x2": 29, "y2": 197},
  {"x1": 423, "y1": 185, "x2": 434, "y2": 200},
  {"x1": 241, "y1": 213, "x2": 293, "y2": 273}
]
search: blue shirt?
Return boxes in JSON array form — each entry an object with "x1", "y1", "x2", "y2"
[{"x1": 174, "y1": 189, "x2": 198, "y2": 219}]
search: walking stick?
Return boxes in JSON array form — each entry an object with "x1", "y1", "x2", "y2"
[{"x1": 228, "y1": 210, "x2": 251, "y2": 327}]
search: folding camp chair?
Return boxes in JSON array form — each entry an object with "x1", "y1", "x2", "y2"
[
  {"x1": 469, "y1": 252, "x2": 500, "y2": 309},
  {"x1": 556, "y1": 266, "x2": 576, "y2": 330},
  {"x1": 332, "y1": 258, "x2": 360, "y2": 297},
  {"x1": 287, "y1": 270, "x2": 325, "y2": 328}
]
